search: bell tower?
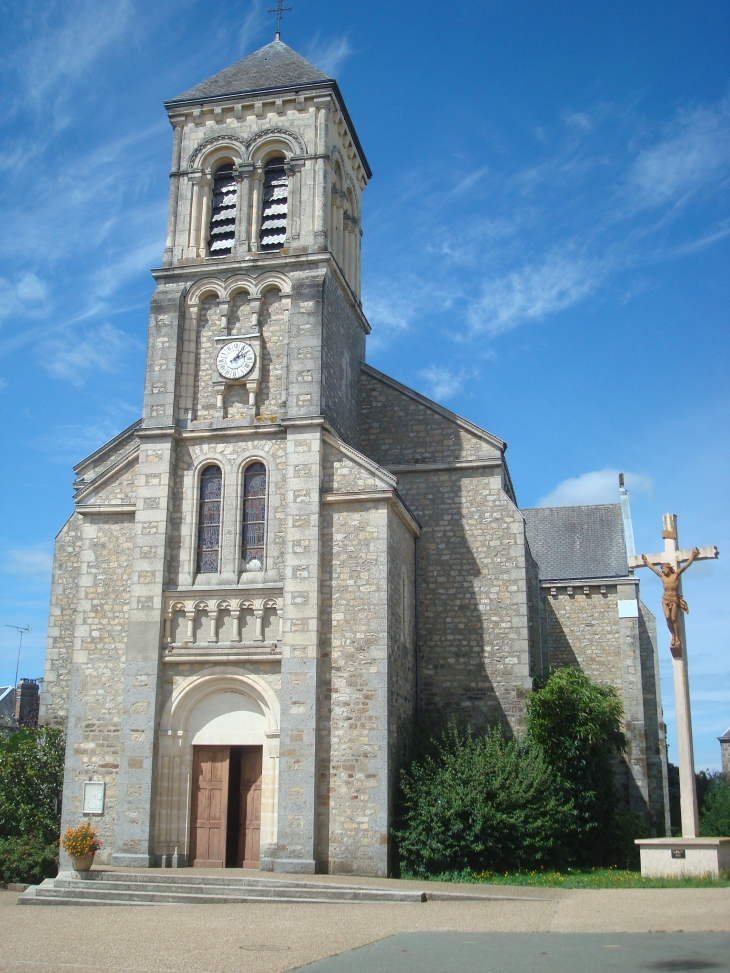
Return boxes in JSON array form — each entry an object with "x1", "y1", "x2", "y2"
[{"x1": 110, "y1": 39, "x2": 374, "y2": 870}]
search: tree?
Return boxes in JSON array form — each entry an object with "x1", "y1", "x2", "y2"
[
  {"x1": 0, "y1": 725, "x2": 65, "y2": 844},
  {"x1": 699, "y1": 773, "x2": 730, "y2": 837},
  {"x1": 394, "y1": 722, "x2": 573, "y2": 877},
  {"x1": 525, "y1": 667, "x2": 627, "y2": 864}
]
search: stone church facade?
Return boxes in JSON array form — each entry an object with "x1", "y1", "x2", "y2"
[{"x1": 41, "y1": 40, "x2": 669, "y2": 877}]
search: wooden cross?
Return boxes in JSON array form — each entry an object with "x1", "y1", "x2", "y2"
[
  {"x1": 268, "y1": 0, "x2": 292, "y2": 39},
  {"x1": 631, "y1": 513, "x2": 719, "y2": 838}
]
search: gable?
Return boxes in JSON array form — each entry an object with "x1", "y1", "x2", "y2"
[{"x1": 359, "y1": 364, "x2": 504, "y2": 469}]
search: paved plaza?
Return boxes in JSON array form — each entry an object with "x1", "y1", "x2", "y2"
[{"x1": 1, "y1": 882, "x2": 729, "y2": 973}]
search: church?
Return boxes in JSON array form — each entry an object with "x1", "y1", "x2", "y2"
[{"x1": 41, "y1": 37, "x2": 670, "y2": 877}]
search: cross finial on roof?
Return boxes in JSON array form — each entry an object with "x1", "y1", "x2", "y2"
[{"x1": 268, "y1": 0, "x2": 292, "y2": 40}]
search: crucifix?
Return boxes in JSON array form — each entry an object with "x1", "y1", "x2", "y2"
[
  {"x1": 268, "y1": 0, "x2": 292, "y2": 40},
  {"x1": 629, "y1": 514, "x2": 719, "y2": 838}
]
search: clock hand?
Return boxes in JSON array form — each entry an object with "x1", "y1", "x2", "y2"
[{"x1": 230, "y1": 349, "x2": 245, "y2": 365}]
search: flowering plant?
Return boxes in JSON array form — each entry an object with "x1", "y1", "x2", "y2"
[{"x1": 61, "y1": 822, "x2": 102, "y2": 858}]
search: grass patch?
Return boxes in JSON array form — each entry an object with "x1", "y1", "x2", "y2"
[{"x1": 406, "y1": 867, "x2": 730, "y2": 889}]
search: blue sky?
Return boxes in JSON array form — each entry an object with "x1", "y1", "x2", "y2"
[{"x1": 0, "y1": 0, "x2": 727, "y2": 769}]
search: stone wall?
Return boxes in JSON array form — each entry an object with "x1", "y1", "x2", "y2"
[
  {"x1": 544, "y1": 587, "x2": 624, "y2": 685},
  {"x1": 317, "y1": 497, "x2": 390, "y2": 876},
  {"x1": 257, "y1": 290, "x2": 287, "y2": 415},
  {"x1": 360, "y1": 366, "x2": 502, "y2": 467},
  {"x1": 321, "y1": 272, "x2": 365, "y2": 448},
  {"x1": 59, "y1": 513, "x2": 135, "y2": 862},
  {"x1": 400, "y1": 466, "x2": 532, "y2": 734},
  {"x1": 41, "y1": 514, "x2": 82, "y2": 726}
]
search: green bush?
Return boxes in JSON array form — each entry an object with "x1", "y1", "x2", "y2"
[
  {"x1": 0, "y1": 837, "x2": 58, "y2": 885},
  {"x1": 0, "y1": 725, "x2": 65, "y2": 844},
  {"x1": 699, "y1": 774, "x2": 730, "y2": 837},
  {"x1": 394, "y1": 722, "x2": 573, "y2": 877},
  {"x1": 525, "y1": 668, "x2": 626, "y2": 864},
  {"x1": 605, "y1": 811, "x2": 647, "y2": 870}
]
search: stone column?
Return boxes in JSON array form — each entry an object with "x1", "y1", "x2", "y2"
[
  {"x1": 197, "y1": 172, "x2": 213, "y2": 258},
  {"x1": 250, "y1": 169, "x2": 263, "y2": 253},
  {"x1": 234, "y1": 162, "x2": 254, "y2": 257},
  {"x1": 163, "y1": 120, "x2": 184, "y2": 267},
  {"x1": 261, "y1": 421, "x2": 323, "y2": 873},
  {"x1": 313, "y1": 98, "x2": 330, "y2": 252},
  {"x1": 187, "y1": 173, "x2": 203, "y2": 258}
]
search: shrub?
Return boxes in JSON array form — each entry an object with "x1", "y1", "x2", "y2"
[
  {"x1": 699, "y1": 774, "x2": 730, "y2": 837},
  {"x1": 0, "y1": 837, "x2": 58, "y2": 885},
  {"x1": 526, "y1": 668, "x2": 626, "y2": 864},
  {"x1": 606, "y1": 811, "x2": 647, "y2": 870},
  {"x1": 0, "y1": 725, "x2": 65, "y2": 844},
  {"x1": 394, "y1": 722, "x2": 573, "y2": 877}
]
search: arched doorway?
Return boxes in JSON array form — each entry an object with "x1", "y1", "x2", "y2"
[{"x1": 154, "y1": 672, "x2": 279, "y2": 868}]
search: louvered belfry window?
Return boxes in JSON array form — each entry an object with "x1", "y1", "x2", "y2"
[
  {"x1": 242, "y1": 463, "x2": 266, "y2": 570},
  {"x1": 197, "y1": 465, "x2": 222, "y2": 573},
  {"x1": 208, "y1": 164, "x2": 237, "y2": 255},
  {"x1": 259, "y1": 157, "x2": 288, "y2": 251}
]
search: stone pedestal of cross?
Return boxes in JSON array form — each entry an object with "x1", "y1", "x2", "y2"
[{"x1": 629, "y1": 514, "x2": 719, "y2": 838}]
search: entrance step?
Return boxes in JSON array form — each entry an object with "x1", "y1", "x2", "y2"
[{"x1": 17, "y1": 870, "x2": 531, "y2": 907}]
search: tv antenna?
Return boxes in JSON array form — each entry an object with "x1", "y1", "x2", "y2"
[{"x1": 6, "y1": 625, "x2": 30, "y2": 692}]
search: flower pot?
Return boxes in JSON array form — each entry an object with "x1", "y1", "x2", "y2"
[{"x1": 72, "y1": 852, "x2": 94, "y2": 872}]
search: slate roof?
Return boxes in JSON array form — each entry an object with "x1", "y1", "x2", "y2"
[
  {"x1": 168, "y1": 40, "x2": 331, "y2": 103},
  {"x1": 719, "y1": 727, "x2": 730, "y2": 743},
  {"x1": 522, "y1": 504, "x2": 629, "y2": 582}
]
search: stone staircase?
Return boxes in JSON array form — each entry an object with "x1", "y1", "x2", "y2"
[{"x1": 18, "y1": 870, "x2": 519, "y2": 907}]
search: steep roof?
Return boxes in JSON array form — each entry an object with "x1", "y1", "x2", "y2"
[
  {"x1": 522, "y1": 504, "x2": 629, "y2": 582},
  {"x1": 719, "y1": 727, "x2": 730, "y2": 743},
  {"x1": 168, "y1": 40, "x2": 331, "y2": 103}
]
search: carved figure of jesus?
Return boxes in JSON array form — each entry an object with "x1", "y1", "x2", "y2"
[{"x1": 641, "y1": 547, "x2": 700, "y2": 654}]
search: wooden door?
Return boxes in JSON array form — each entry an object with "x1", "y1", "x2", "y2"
[
  {"x1": 190, "y1": 746, "x2": 229, "y2": 868},
  {"x1": 238, "y1": 747, "x2": 262, "y2": 868}
]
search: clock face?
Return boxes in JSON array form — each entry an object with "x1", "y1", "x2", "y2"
[{"x1": 216, "y1": 341, "x2": 255, "y2": 380}]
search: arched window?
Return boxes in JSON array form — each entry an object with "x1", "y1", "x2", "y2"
[
  {"x1": 208, "y1": 164, "x2": 237, "y2": 255},
  {"x1": 242, "y1": 462, "x2": 266, "y2": 570},
  {"x1": 259, "y1": 157, "x2": 287, "y2": 251},
  {"x1": 197, "y1": 465, "x2": 222, "y2": 573}
]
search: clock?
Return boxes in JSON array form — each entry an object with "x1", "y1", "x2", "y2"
[{"x1": 216, "y1": 341, "x2": 255, "y2": 380}]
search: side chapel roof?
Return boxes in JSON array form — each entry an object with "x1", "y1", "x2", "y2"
[{"x1": 522, "y1": 503, "x2": 629, "y2": 582}]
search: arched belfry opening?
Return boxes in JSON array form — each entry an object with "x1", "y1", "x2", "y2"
[
  {"x1": 208, "y1": 164, "x2": 237, "y2": 255},
  {"x1": 259, "y1": 156, "x2": 288, "y2": 251}
]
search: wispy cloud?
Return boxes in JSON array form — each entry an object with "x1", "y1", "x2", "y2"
[
  {"x1": 43, "y1": 323, "x2": 136, "y2": 384},
  {"x1": 418, "y1": 366, "x2": 476, "y2": 401},
  {"x1": 626, "y1": 97, "x2": 730, "y2": 211},
  {"x1": 363, "y1": 275, "x2": 455, "y2": 351},
  {"x1": 535, "y1": 469, "x2": 654, "y2": 507},
  {"x1": 3, "y1": 547, "x2": 53, "y2": 578},
  {"x1": 11, "y1": 0, "x2": 135, "y2": 115},
  {"x1": 302, "y1": 33, "x2": 352, "y2": 77},
  {"x1": 467, "y1": 252, "x2": 601, "y2": 336},
  {"x1": 0, "y1": 273, "x2": 50, "y2": 323}
]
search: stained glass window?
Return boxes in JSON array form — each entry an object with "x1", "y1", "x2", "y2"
[
  {"x1": 242, "y1": 462, "x2": 266, "y2": 570},
  {"x1": 197, "y1": 465, "x2": 222, "y2": 574},
  {"x1": 259, "y1": 157, "x2": 287, "y2": 251},
  {"x1": 208, "y1": 164, "x2": 237, "y2": 255}
]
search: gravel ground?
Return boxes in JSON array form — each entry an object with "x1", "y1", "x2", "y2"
[{"x1": 1, "y1": 884, "x2": 729, "y2": 973}]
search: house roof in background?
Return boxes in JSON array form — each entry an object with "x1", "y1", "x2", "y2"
[{"x1": 522, "y1": 503, "x2": 629, "y2": 582}]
